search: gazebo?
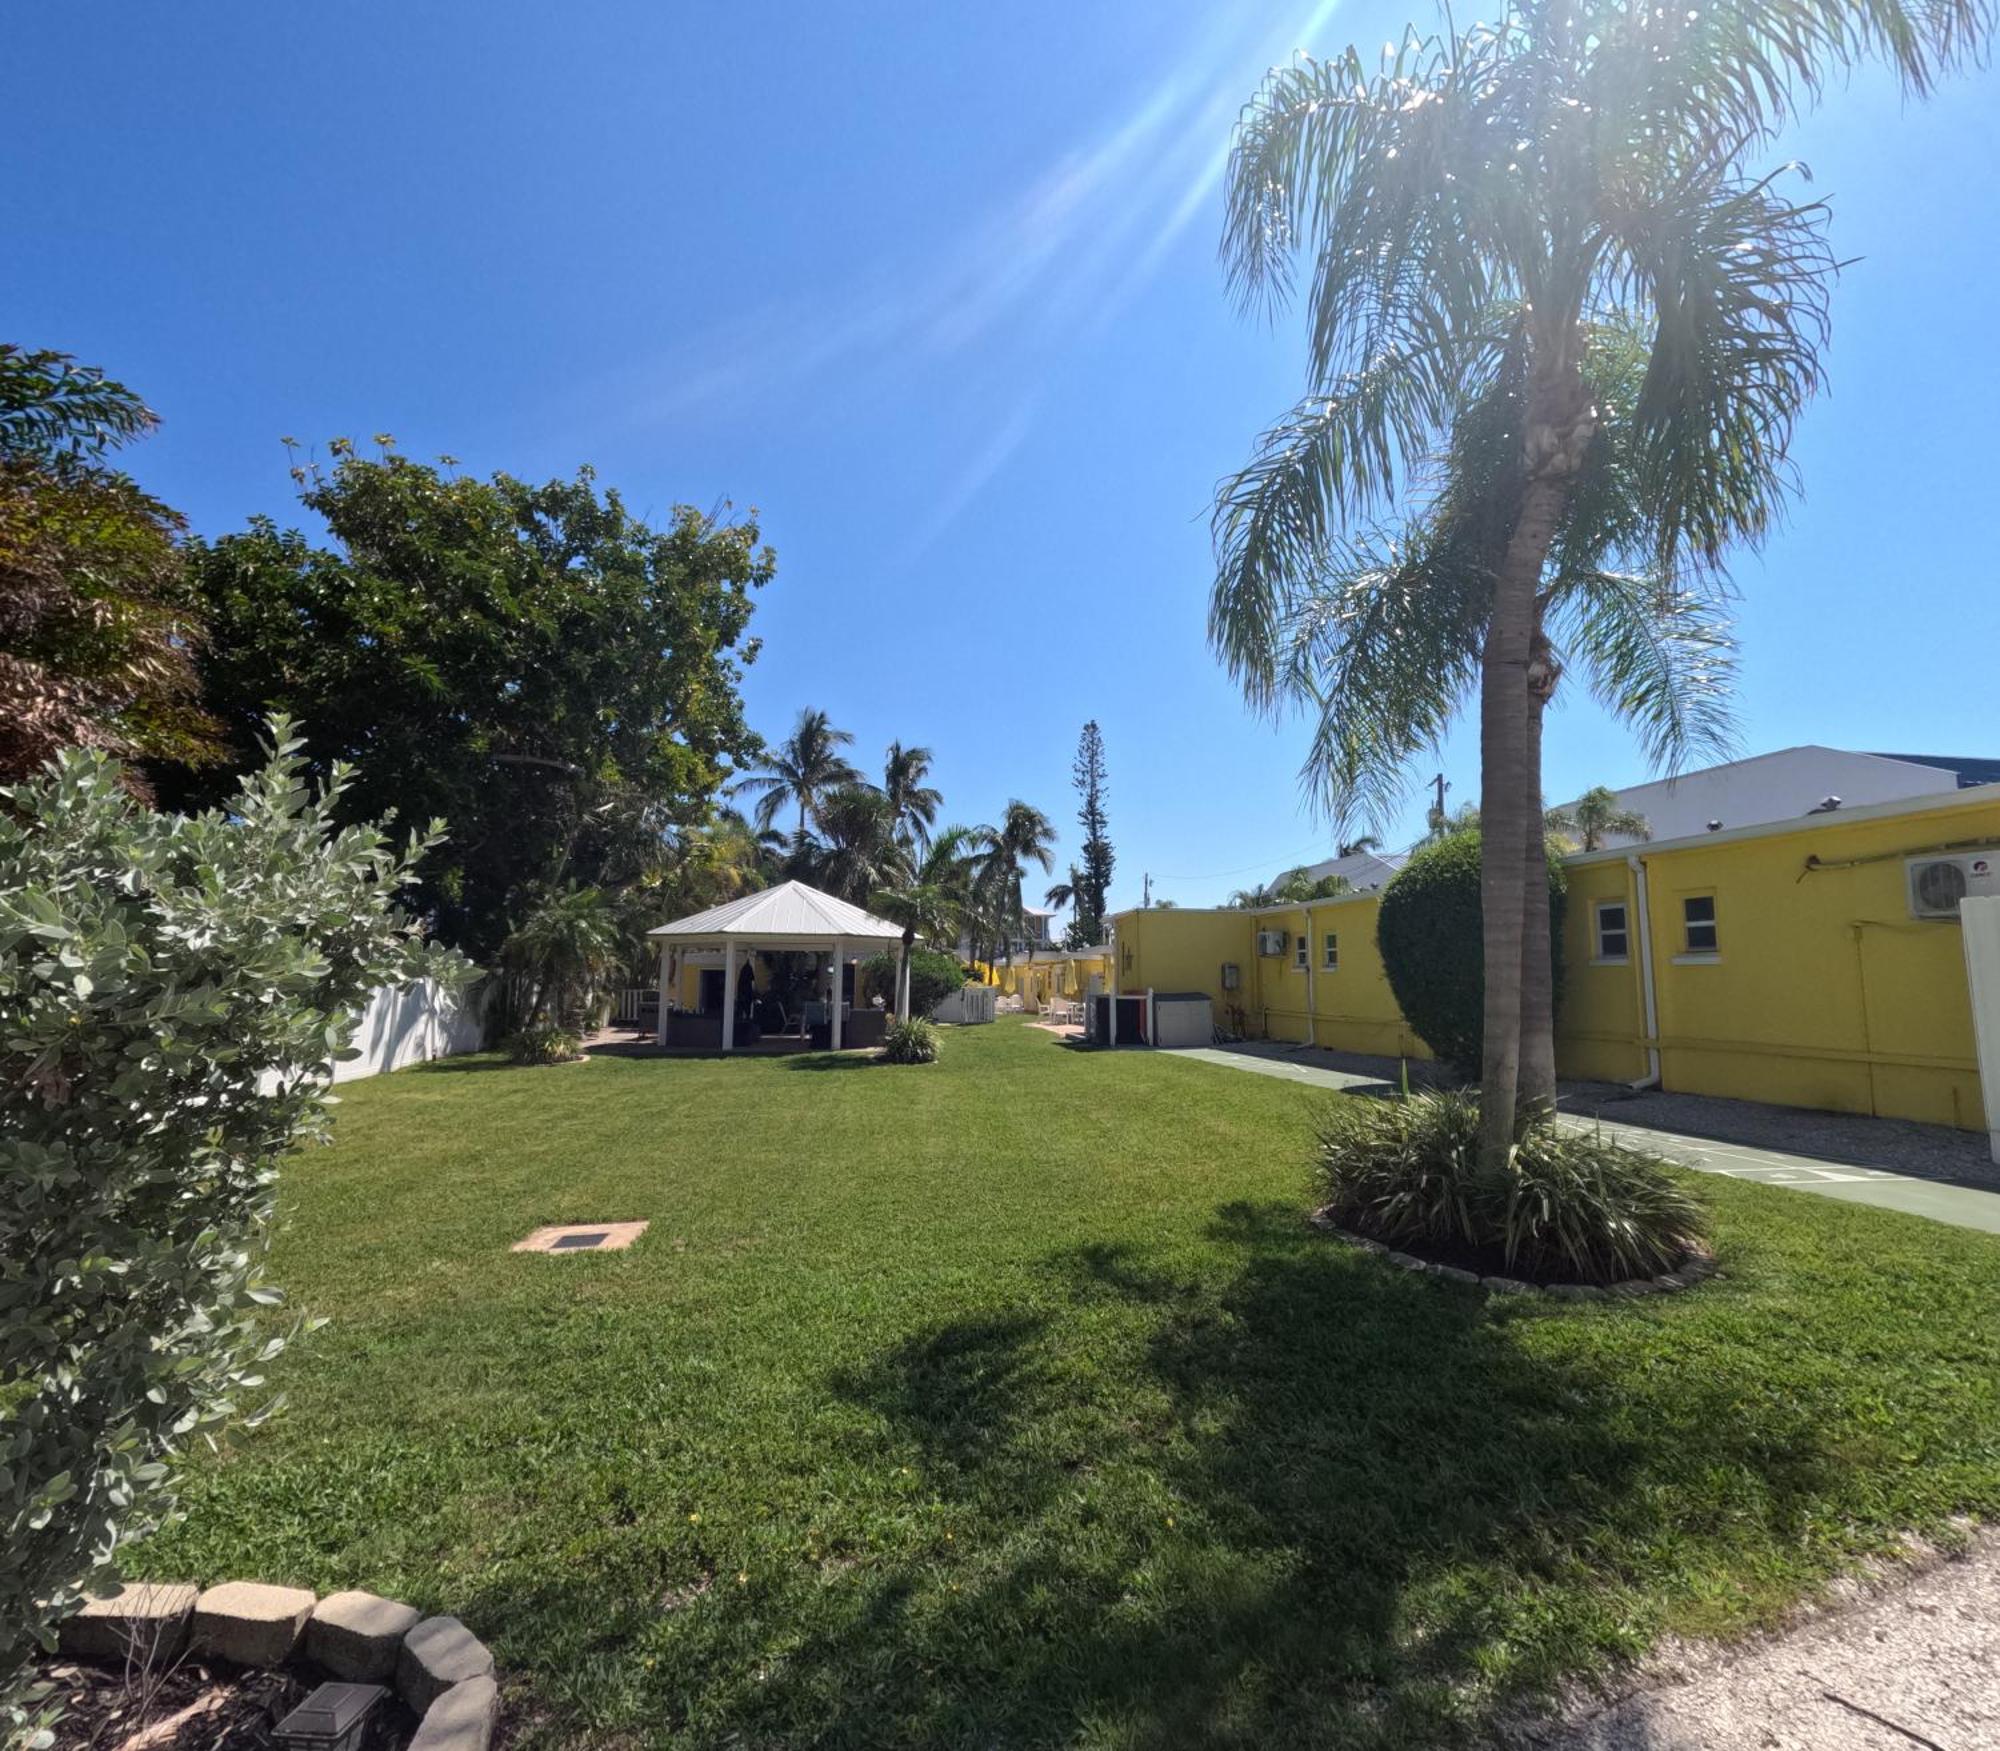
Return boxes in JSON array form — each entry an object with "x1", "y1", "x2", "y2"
[{"x1": 647, "y1": 880, "x2": 909, "y2": 1051}]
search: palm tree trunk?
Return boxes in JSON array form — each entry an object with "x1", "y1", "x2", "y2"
[
  {"x1": 1518, "y1": 627, "x2": 1560, "y2": 1124},
  {"x1": 1478, "y1": 346, "x2": 1594, "y2": 1171}
]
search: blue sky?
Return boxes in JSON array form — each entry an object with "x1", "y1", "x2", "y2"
[{"x1": 9, "y1": 3, "x2": 1996, "y2": 910}]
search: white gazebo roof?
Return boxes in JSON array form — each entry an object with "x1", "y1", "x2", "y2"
[{"x1": 647, "y1": 880, "x2": 904, "y2": 947}]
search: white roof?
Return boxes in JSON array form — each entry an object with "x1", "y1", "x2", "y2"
[{"x1": 647, "y1": 880, "x2": 904, "y2": 945}]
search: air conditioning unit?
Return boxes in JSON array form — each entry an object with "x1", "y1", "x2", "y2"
[
  {"x1": 1255, "y1": 929, "x2": 1288, "y2": 957},
  {"x1": 1907, "y1": 850, "x2": 2000, "y2": 920}
]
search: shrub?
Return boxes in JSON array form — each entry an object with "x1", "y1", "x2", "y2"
[
  {"x1": 1375, "y1": 829, "x2": 1566, "y2": 1079},
  {"x1": 882, "y1": 1018, "x2": 941, "y2": 1064},
  {"x1": 1314, "y1": 1091, "x2": 1707, "y2": 1285},
  {"x1": 0, "y1": 725, "x2": 463, "y2": 1709},
  {"x1": 506, "y1": 1024, "x2": 584, "y2": 1064},
  {"x1": 859, "y1": 949, "x2": 965, "y2": 1018}
]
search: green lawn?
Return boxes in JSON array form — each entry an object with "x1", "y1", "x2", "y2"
[{"x1": 134, "y1": 1020, "x2": 2000, "y2": 1748}]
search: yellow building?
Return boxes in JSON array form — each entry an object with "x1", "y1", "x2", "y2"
[{"x1": 1110, "y1": 784, "x2": 2000, "y2": 1132}]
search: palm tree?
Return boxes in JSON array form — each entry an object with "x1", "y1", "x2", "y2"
[
  {"x1": 1547, "y1": 786, "x2": 1653, "y2": 853},
  {"x1": 1044, "y1": 862, "x2": 1085, "y2": 914},
  {"x1": 807, "y1": 783, "x2": 909, "y2": 907},
  {"x1": 883, "y1": 741, "x2": 943, "y2": 854},
  {"x1": 503, "y1": 885, "x2": 624, "y2": 1031},
  {"x1": 1336, "y1": 836, "x2": 1384, "y2": 859},
  {"x1": 1210, "y1": 0, "x2": 1982, "y2": 1168},
  {"x1": 735, "y1": 708, "x2": 862, "y2": 853},
  {"x1": 875, "y1": 824, "x2": 983, "y2": 1018},
  {"x1": 1227, "y1": 880, "x2": 1280, "y2": 910},
  {"x1": 980, "y1": 800, "x2": 1056, "y2": 964}
]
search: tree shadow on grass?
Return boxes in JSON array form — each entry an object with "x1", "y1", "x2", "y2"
[
  {"x1": 664, "y1": 1200, "x2": 1670, "y2": 1748},
  {"x1": 460, "y1": 1203, "x2": 1861, "y2": 1748}
]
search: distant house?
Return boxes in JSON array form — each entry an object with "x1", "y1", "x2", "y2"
[
  {"x1": 1287, "y1": 847, "x2": 1408, "y2": 893},
  {"x1": 1552, "y1": 746, "x2": 2000, "y2": 849}
]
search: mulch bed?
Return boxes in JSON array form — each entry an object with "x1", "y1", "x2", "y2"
[{"x1": 41, "y1": 1657, "x2": 418, "y2": 1750}]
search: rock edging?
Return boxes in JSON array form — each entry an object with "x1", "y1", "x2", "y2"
[
  {"x1": 59, "y1": 1580, "x2": 498, "y2": 1749},
  {"x1": 1308, "y1": 1207, "x2": 1718, "y2": 1299}
]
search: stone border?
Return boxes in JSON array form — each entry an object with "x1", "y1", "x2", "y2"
[
  {"x1": 58, "y1": 1581, "x2": 498, "y2": 1750},
  {"x1": 1308, "y1": 1207, "x2": 1718, "y2": 1299}
]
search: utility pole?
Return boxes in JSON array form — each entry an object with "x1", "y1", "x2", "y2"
[
  {"x1": 1433, "y1": 772, "x2": 1449, "y2": 820},
  {"x1": 1143, "y1": 872, "x2": 1153, "y2": 909}
]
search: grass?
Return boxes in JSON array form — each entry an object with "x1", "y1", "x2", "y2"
[{"x1": 132, "y1": 1020, "x2": 2000, "y2": 1748}]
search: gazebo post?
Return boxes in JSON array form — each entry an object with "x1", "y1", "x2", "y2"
[
  {"x1": 897, "y1": 951, "x2": 911, "y2": 1023},
  {"x1": 829, "y1": 938, "x2": 845, "y2": 1051},
  {"x1": 655, "y1": 941, "x2": 671, "y2": 1045},
  {"x1": 722, "y1": 941, "x2": 739, "y2": 1052}
]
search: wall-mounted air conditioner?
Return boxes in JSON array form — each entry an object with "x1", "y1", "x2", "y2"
[
  {"x1": 1255, "y1": 930, "x2": 1288, "y2": 957},
  {"x1": 1908, "y1": 850, "x2": 2000, "y2": 920}
]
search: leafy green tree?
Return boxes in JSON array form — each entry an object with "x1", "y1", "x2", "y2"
[
  {"x1": 1229, "y1": 866, "x2": 1352, "y2": 907},
  {"x1": 1210, "y1": 0, "x2": 1984, "y2": 1167},
  {"x1": 883, "y1": 741, "x2": 943, "y2": 854},
  {"x1": 980, "y1": 800, "x2": 1056, "y2": 965},
  {"x1": 0, "y1": 347, "x2": 218, "y2": 787},
  {"x1": 737, "y1": 708, "x2": 861, "y2": 855},
  {"x1": 0, "y1": 723, "x2": 463, "y2": 1711},
  {"x1": 1547, "y1": 785, "x2": 1652, "y2": 851},
  {"x1": 874, "y1": 823, "x2": 985, "y2": 1013},
  {"x1": 161, "y1": 446, "x2": 769, "y2": 962},
  {"x1": 1069, "y1": 721, "x2": 1115, "y2": 940}
]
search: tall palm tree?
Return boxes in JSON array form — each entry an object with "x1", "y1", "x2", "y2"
[
  {"x1": 1210, "y1": 0, "x2": 1983, "y2": 1168},
  {"x1": 981, "y1": 800, "x2": 1056, "y2": 964},
  {"x1": 736, "y1": 708, "x2": 862, "y2": 853},
  {"x1": 882, "y1": 741, "x2": 943, "y2": 854},
  {"x1": 1044, "y1": 862, "x2": 1085, "y2": 914},
  {"x1": 1547, "y1": 786, "x2": 1652, "y2": 852}
]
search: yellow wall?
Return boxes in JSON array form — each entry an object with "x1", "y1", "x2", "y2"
[{"x1": 1112, "y1": 788, "x2": 2000, "y2": 1132}]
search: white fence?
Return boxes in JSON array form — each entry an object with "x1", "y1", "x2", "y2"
[
  {"x1": 932, "y1": 984, "x2": 997, "y2": 1026},
  {"x1": 334, "y1": 978, "x2": 489, "y2": 1082}
]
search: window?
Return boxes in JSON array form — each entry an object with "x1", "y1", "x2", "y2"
[
  {"x1": 1682, "y1": 894, "x2": 1718, "y2": 956},
  {"x1": 1323, "y1": 932, "x2": 1340, "y2": 971},
  {"x1": 1594, "y1": 901, "x2": 1630, "y2": 963},
  {"x1": 1294, "y1": 934, "x2": 1309, "y2": 970}
]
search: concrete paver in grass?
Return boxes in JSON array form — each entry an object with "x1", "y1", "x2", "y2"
[{"x1": 1161, "y1": 1043, "x2": 2000, "y2": 1236}]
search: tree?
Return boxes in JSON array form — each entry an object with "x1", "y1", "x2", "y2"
[
  {"x1": 502, "y1": 885, "x2": 625, "y2": 1032},
  {"x1": 872, "y1": 825, "x2": 983, "y2": 1018},
  {"x1": 0, "y1": 347, "x2": 219, "y2": 787},
  {"x1": 806, "y1": 783, "x2": 908, "y2": 906},
  {"x1": 1228, "y1": 866, "x2": 1352, "y2": 907},
  {"x1": 883, "y1": 741, "x2": 943, "y2": 854},
  {"x1": 980, "y1": 800, "x2": 1056, "y2": 965},
  {"x1": 1547, "y1": 785, "x2": 1652, "y2": 852},
  {"x1": 0, "y1": 723, "x2": 463, "y2": 1709},
  {"x1": 1070, "y1": 721, "x2": 1115, "y2": 941},
  {"x1": 161, "y1": 446, "x2": 769, "y2": 962},
  {"x1": 1337, "y1": 835, "x2": 1384, "y2": 858},
  {"x1": 738, "y1": 708, "x2": 862, "y2": 856},
  {"x1": 1210, "y1": 0, "x2": 1984, "y2": 1168}
]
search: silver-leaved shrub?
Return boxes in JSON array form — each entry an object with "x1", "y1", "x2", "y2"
[{"x1": 0, "y1": 723, "x2": 468, "y2": 1709}]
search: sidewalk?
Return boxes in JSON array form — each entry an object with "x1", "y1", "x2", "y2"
[{"x1": 1161, "y1": 1042, "x2": 2000, "y2": 1236}]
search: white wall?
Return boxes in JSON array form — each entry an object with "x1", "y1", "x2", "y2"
[{"x1": 333, "y1": 978, "x2": 489, "y2": 1082}]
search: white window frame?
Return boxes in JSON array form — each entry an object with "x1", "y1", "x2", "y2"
[
  {"x1": 1294, "y1": 934, "x2": 1309, "y2": 970},
  {"x1": 1322, "y1": 931, "x2": 1339, "y2": 971},
  {"x1": 1593, "y1": 900, "x2": 1631, "y2": 965},
  {"x1": 1677, "y1": 893, "x2": 1720, "y2": 962}
]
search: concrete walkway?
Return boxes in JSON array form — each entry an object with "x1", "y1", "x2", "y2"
[
  {"x1": 1506, "y1": 1530, "x2": 2000, "y2": 1750},
  {"x1": 1161, "y1": 1044, "x2": 2000, "y2": 1236}
]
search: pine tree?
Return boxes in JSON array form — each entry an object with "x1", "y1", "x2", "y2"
[{"x1": 1071, "y1": 721, "x2": 1115, "y2": 943}]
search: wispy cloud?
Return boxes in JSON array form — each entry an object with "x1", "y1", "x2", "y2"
[{"x1": 619, "y1": 1, "x2": 1349, "y2": 432}]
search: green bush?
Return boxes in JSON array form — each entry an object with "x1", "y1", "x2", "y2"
[
  {"x1": 0, "y1": 725, "x2": 462, "y2": 1709},
  {"x1": 506, "y1": 1024, "x2": 584, "y2": 1064},
  {"x1": 1314, "y1": 1091, "x2": 1707, "y2": 1284},
  {"x1": 1375, "y1": 829, "x2": 1566, "y2": 1079},
  {"x1": 859, "y1": 949, "x2": 965, "y2": 1019},
  {"x1": 882, "y1": 1018, "x2": 941, "y2": 1064}
]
